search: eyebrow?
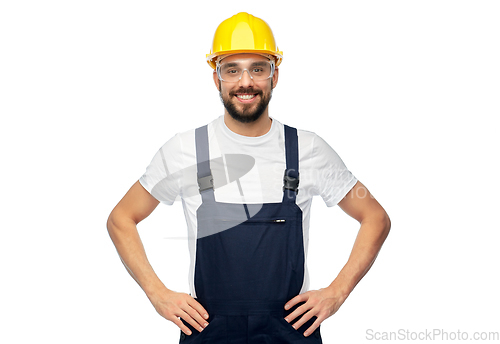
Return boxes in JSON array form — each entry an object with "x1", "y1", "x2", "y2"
[
  {"x1": 250, "y1": 61, "x2": 268, "y2": 67},
  {"x1": 222, "y1": 61, "x2": 268, "y2": 68}
]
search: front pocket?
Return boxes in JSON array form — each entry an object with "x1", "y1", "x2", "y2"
[
  {"x1": 244, "y1": 218, "x2": 287, "y2": 224},
  {"x1": 213, "y1": 217, "x2": 287, "y2": 224}
]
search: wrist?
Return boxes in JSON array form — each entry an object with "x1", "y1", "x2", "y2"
[
  {"x1": 144, "y1": 281, "x2": 171, "y2": 301},
  {"x1": 326, "y1": 280, "x2": 352, "y2": 302}
]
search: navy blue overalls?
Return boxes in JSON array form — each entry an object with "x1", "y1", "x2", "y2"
[{"x1": 179, "y1": 124, "x2": 323, "y2": 343}]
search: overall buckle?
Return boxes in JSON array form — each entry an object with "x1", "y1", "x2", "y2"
[{"x1": 198, "y1": 174, "x2": 214, "y2": 192}]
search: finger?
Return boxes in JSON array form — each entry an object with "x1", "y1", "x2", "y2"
[
  {"x1": 291, "y1": 314, "x2": 311, "y2": 331},
  {"x1": 172, "y1": 316, "x2": 193, "y2": 336},
  {"x1": 184, "y1": 305, "x2": 209, "y2": 331},
  {"x1": 188, "y1": 298, "x2": 209, "y2": 321},
  {"x1": 290, "y1": 308, "x2": 316, "y2": 331},
  {"x1": 284, "y1": 292, "x2": 308, "y2": 311},
  {"x1": 285, "y1": 302, "x2": 310, "y2": 323},
  {"x1": 180, "y1": 310, "x2": 207, "y2": 333},
  {"x1": 303, "y1": 317, "x2": 322, "y2": 337}
]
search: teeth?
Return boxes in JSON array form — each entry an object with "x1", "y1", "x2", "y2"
[{"x1": 236, "y1": 94, "x2": 255, "y2": 100}]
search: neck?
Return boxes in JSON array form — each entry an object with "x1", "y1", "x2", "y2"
[{"x1": 223, "y1": 110, "x2": 272, "y2": 137}]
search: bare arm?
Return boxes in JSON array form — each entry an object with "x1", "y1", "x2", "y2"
[
  {"x1": 107, "y1": 180, "x2": 163, "y2": 294},
  {"x1": 327, "y1": 180, "x2": 391, "y2": 298},
  {"x1": 284, "y1": 180, "x2": 391, "y2": 337},
  {"x1": 106, "y1": 180, "x2": 209, "y2": 335}
]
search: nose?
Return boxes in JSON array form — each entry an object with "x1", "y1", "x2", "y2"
[{"x1": 238, "y1": 69, "x2": 254, "y2": 87}]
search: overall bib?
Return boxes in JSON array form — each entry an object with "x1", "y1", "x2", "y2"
[{"x1": 179, "y1": 124, "x2": 322, "y2": 343}]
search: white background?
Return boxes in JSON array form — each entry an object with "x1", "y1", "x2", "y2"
[{"x1": 1, "y1": 1, "x2": 499, "y2": 343}]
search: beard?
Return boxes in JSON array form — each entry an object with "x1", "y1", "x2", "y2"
[{"x1": 219, "y1": 80, "x2": 273, "y2": 124}]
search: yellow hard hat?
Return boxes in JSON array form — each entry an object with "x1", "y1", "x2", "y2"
[{"x1": 206, "y1": 12, "x2": 283, "y2": 69}]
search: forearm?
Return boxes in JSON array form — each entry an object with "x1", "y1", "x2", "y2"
[
  {"x1": 107, "y1": 213, "x2": 169, "y2": 299},
  {"x1": 327, "y1": 214, "x2": 391, "y2": 299}
]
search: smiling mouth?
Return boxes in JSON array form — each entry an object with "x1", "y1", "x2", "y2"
[{"x1": 236, "y1": 94, "x2": 257, "y2": 100}]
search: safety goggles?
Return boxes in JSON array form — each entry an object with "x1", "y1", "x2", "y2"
[{"x1": 216, "y1": 57, "x2": 275, "y2": 83}]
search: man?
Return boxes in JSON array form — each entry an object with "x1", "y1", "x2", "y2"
[{"x1": 107, "y1": 12, "x2": 390, "y2": 343}]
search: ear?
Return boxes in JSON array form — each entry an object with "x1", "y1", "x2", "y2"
[
  {"x1": 213, "y1": 71, "x2": 220, "y2": 91},
  {"x1": 272, "y1": 67, "x2": 279, "y2": 89}
]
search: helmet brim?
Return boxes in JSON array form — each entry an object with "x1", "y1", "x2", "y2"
[{"x1": 206, "y1": 50, "x2": 283, "y2": 69}]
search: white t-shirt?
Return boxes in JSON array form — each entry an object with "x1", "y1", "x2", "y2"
[{"x1": 139, "y1": 115, "x2": 357, "y2": 297}]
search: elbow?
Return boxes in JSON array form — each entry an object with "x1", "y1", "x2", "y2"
[
  {"x1": 106, "y1": 213, "x2": 112, "y2": 228},
  {"x1": 362, "y1": 209, "x2": 391, "y2": 239},
  {"x1": 106, "y1": 212, "x2": 117, "y2": 235},
  {"x1": 107, "y1": 209, "x2": 136, "y2": 238},
  {"x1": 106, "y1": 211, "x2": 123, "y2": 237},
  {"x1": 106, "y1": 211, "x2": 128, "y2": 244},
  {"x1": 381, "y1": 211, "x2": 391, "y2": 239}
]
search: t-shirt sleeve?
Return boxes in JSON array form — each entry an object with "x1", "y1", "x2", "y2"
[
  {"x1": 139, "y1": 134, "x2": 182, "y2": 205},
  {"x1": 313, "y1": 134, "x2": 358, "y2": 207}
]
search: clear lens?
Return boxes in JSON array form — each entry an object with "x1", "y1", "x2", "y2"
[{"x1": 217, "y1": 59, "x2": 274, "y2": 82}]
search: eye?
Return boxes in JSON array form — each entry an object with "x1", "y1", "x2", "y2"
[{"x1": 223, "y1": 68, "x2": 240, "y2": 75}]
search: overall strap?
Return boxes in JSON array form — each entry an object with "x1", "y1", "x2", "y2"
[
  {"x1": 195, "y1": 125, "x2": 215, "y2": 202},
  {"x1": 282, "y1": 124, "x2": 299, "y2": 203}
]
